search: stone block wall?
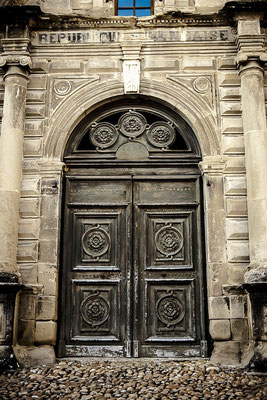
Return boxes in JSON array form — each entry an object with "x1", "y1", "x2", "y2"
[
  {"x1": 16, "y1": 25, "x2": 250, "y2": 364},
  {"x1": 0, "y1": 2, "x2": 267, "y2": 367}
]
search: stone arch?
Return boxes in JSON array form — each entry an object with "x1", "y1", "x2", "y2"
[
  {"x1": 44, "y1": 78, "x2": 219, "y2": 160},
  {"x1": 54, "y1": 77, "x2": 211, "y2": 358}
]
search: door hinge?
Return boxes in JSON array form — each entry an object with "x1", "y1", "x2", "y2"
[
  {"x1": 200, "y1": 340, "x2": 208, "y2": 358},
  {"x1": 133, "y1": 340, "x2": 140, "y2": 358}
]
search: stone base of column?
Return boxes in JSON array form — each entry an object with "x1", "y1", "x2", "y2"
[
  {"x1": 13, "y1": 345, "x2": 56, "y2": 368},
  {"x1": 210, "y1": 341, "x2": 241, "y2": 366},
  {"x1": 243, "y1": 282, "x2": 267, "y2": 372},
  {"x1": 0, "y1": 273, "x2": 22, "y2": 370}
]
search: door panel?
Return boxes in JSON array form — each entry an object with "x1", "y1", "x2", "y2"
[
  {"x1": 60, "y1": 178, "x2": 132, "y2": 357},
  {"x1": 134, "y1": 178, "x2": 204, "y2": 357},
  {"x1": 59, "y1": 175, "x2": 206, "y2": 358},
  {"x1": 71, "y1": 279, "x2": 121, "y2": 341},
  {"x1": 142, "y1": 208, "x2": 193, "y2": 269}
]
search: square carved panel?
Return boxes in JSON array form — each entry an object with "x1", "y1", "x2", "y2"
[
  {"x1": 145, "y1": 280, "x2": 195, "y2": 341},
  {"x1": 71, "y1": 280, "x2": 120, "y2": 341},
  {"x1": 72, "y1": 209, "x2": 124, "y2": 269},
  {"x1": 144, "y1": 210, "x2": 193, "y2": 269}
]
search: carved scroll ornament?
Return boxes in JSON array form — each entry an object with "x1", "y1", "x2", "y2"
[{"x1": 0, "y1": 55, "x2": 32, "y2": 69}]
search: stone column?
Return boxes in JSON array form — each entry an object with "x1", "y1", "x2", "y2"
[
  {"x1": 236, "y1": 16, "x2": 267, "y2": 280},
  {"x1": 236, "y1": 15, "x2": 267, "y2": 370},
  {"x1": 0, "y1": 38, "x2": 32, "y2": 276},
  {"x1": 235, "y1": 16, "x2": 267, "y2": 278},
  {"x1": 0, "y1": 38, "x2": 31, "y2": 368},
  {"x1": 240, "y1": 61, "x2": 267, "y2": 274}
]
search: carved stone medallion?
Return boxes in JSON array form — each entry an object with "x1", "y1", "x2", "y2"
[
  {"x1": 82, "y1": 226, "x2": 110, "y2": 257},
  {"x1": 193, "y1": 77, "x2": 211, "y2": 94},
  {"x1": 155, "y1": 225, "x2": 183, "y2": 256},
  {"x1": 147, "y1": 122, "x2": 175, "y2": 148},
  {"x1": 89, "y1": 122, "x2": 118, "y2": 148},
  {"x1": 118, "y1": 111, "x2": 147, "y2": 138},
  {"x1": 54, "y1": 80, "x2": 72, "y2": 96},
  {"x1": 81, "y1": 293, "x2": 110, "y2": 327},
  {"x1": 156, "y1": 291, "x2": 185, "y2": 327}
]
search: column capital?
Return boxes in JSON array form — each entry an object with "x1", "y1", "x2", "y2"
[
  {"x1": 238, "y1": 60, "x2": 265, "y2": 78},
  {"x1": 0, "y1": 38, "x2": 32, "y2": 70}
]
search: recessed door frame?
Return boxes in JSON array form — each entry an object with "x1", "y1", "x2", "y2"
[
  {"x1": 57, "y1": 99, "x2": 208, "y2": 358},
  {"x1": 57, "y1": 166, "x2": 207, "y2": 358}
]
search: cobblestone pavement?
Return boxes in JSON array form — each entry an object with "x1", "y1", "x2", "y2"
[{"x1": 0, "y1": 359, "x2": 266, "y2": 400}]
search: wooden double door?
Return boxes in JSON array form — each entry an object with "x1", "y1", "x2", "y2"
[{"x1": 58, "y1": 173, "x2": 207, "y2": 358}]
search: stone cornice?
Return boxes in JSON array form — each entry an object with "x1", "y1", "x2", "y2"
[
  {"x1": 39, "y1": 17, "x2": 231, "y2": 29},
  {"x1": 0, "y1": 38, "x2": 32, "y2": 69}
]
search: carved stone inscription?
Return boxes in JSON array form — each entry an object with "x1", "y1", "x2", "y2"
[{"x1": 32, "y1": 28, "x2": 233, "y2": 45}]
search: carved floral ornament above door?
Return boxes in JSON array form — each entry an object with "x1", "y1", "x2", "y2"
[
  {"x1": 90, "y1": 110, "x2": 176, "y2": 149},
  {"x1": 64, "y1": 100, "x2": 201, "y2": 164}
]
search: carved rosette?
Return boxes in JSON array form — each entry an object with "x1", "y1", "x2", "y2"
[
  {"x1": 193, "y1": 77, "x2": 211, "y2": 94},
  {"x1": 54, "y1": 80, "x2": 71, "y2": 96},
  {"x1": 89, "y1": 123, "x2": 118, "y2": 149},
  {"x1": 82, "y1": 226, "x2": 110, "y2": 258},
  {"x1": 147, "y1": 122, "x2": 175, "y2": 148},
  {"x1": 81, "y1": 292, "x2": 110, "y2": 327},
  {"x1": 118, "y1": 111, "x2": 147, "y2": 138},
  {"x1": 156, "y1": 291, "x2": 185, "y2": 327},
  {"x1": 155, "y1": 225, "x2": 183, "y2": 257}
]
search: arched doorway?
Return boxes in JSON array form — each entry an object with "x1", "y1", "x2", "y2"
[{"x1": 58, "y1": 97, "x2": 207, "y2": 358}]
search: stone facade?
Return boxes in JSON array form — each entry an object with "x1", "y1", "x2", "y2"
[{"x1": 0, "y1": 0, "x2": 266, "y2": 368}]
